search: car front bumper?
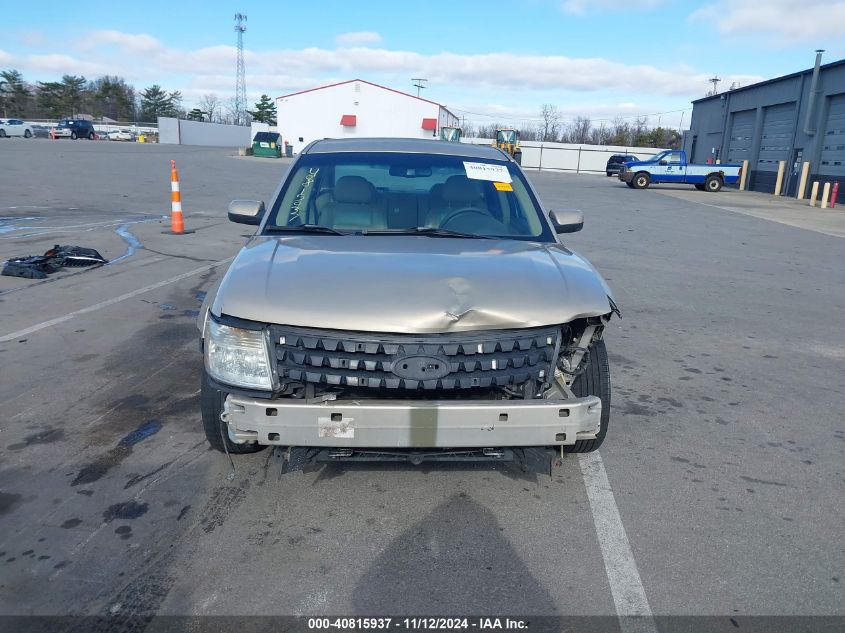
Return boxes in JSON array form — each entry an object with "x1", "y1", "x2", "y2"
[{"x1": 221, "y1": 393, "x2": 602, "y2": 448}]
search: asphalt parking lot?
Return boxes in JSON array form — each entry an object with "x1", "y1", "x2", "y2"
[{"x1": 1, "y1": 140, "x2": 843, "y2": 630}]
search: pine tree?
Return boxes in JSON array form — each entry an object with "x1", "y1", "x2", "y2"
[
  {"x1": 139, "y1": 85, "x2": 181, "y2": 121},
  {"x1": 0, "y1": 70, "x2": 30, "y2": 117},
  {"x1": 248, "y1": 94, "x2": 277, "y2": 125}
]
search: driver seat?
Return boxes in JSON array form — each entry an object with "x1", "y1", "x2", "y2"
[{"x1": 424, "y1": 175, "x2": 485, "y2": 228}]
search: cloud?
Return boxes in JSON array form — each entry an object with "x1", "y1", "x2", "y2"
[
  {"x1": 78, "y1": 30, "x2": 165, "y2": 54},
  {"x1": 689, "y1": 0, "x2": 845, "y2": 44},
  {"x1": 17, "y1": 30, "x2": 48, "y2": 48},
  {"x1": 561, "y1": 0, "x2": 666, "y2": 15},
  {"x1": 1, "y1": 29, "x2": 761, "y2": 119},
  {"x1": 335, "y1": 31, "x2": 383, "y2": 46}
]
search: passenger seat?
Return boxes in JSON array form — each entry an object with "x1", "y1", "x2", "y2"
[{"x1": 320, "y1": 176, "x2": 387, "y2": 231}]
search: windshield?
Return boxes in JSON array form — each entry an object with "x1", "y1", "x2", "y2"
[
  {"x1": 497, "y1": 130, "x2": 517, "y2": 144},
  {"x1": 265, "y1": 152, "x2": 554, "y2": 241}
]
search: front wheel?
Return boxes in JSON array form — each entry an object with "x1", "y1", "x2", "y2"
[
  {"x1": 0, "y1": 130, "x2": 6, "y2": 138},
  {"x1": 88, "y1": 132, "x2": 95, "y2": 140},
  {"x1": 566, "y1": 339, "x2": 611, "y2": 453},
  {"x1": 201, "y1": 370, "x2": 266, "y2": 454},
  {"x1": 24, "y1": 129, "x2": 32, "y2": 138},
  {"x1": 705, "y1": 174, "x2": 723, "y2": 192},
  {"x1": 632, "y1": 172, "x2": 650, "y2": 189},
  {"x1": 70, "y1": 131, "x2": 78, "y2": 140}
]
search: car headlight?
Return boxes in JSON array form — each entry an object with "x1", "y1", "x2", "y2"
[{"x1": 204, "y1": 317, "x2": 274, "y2": 390}]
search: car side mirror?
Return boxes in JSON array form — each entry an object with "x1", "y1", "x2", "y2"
[
  {"x1": 549, "y1": 209, "x2": 584, "y2": 234},
  {"x1": 228, "y1": 200, "x2": 266, "y2": 225}
]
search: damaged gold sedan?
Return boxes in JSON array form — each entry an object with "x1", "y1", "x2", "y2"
[{"x1": 198, "y1": 138, "x2": 618, "y2": 469}]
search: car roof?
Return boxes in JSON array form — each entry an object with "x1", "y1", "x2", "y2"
[{"x1": 304, "y1": 137, "x2": 509, "y2": 160}]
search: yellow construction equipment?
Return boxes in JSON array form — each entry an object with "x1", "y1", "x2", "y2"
[
  {"x1": 440, "y1": 126, "x2": 462, "y2": 142},
  {"x1": 494, "y1": 129, "x2": 522, "y2": 164}
]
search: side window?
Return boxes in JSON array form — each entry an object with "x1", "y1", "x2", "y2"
[{"x1": 666, "y1": 151, "x2": 682, "y2": 164}]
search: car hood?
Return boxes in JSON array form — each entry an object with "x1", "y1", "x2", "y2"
[{"x1": 211, "y1": 235, "x2": 615, "y2": 333}]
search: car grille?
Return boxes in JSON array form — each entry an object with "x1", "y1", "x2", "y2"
[{"x1": 270, "y1": 325, "x2": 560, "y2": 391}]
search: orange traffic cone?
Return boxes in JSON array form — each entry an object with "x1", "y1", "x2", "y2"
[{"x1": 170, "y1": 160, "x2": 185, "y2": 234}]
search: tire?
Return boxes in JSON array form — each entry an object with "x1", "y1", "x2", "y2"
[
  {"x1": 705, "y1": 174, "x2": 723, "y2": 192},
  {"x1": 566, "y1": 339, "x2": 611, "y2": 453},
  {"x1": 24, "y1": 129, "x2": 32, "y2": 138},
  {"x1": 88, "y1": 132, "x2": 95, "y2": 140},
  {"x1": 626, "y1": 182, "x2": 635, "y2": 188},
  {"x1": 0, "y1": 130, "x2": 6, "y2": 138},
  {"x1": 202, "y1": 370, "x2": 266, "y2": 454},
  {"x1": 70, "y1": 131, "x2": 78, "y2": 140},
  {"x1": 694, "y1": 183, "x2": 705, "y2": 191},
  {"x1": 632, "y1": 172, "x2": 650, "y2": 189},
  {"x1": 513, "y1": 151, "x2": 522, "y2": 165},
  {"x1": 606, "y1": 172, "x2": 613, "y2": 177}
]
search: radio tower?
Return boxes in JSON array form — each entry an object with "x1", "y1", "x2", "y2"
[
  {"x1": 708, "y1": 76, "x2": 721, "y2": 96},
  {"x1": 234, "y1": 13, "x2": 248, "y2": 125}
]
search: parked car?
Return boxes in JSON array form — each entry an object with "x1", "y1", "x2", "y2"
[
  {"x1": 107, "y1": 129, "x2": 135, "y2": 141},
  {"x1": 52, "y1": 119, "x2": 96, "y2": 140},
  {"x1": 198, "y1": 137, "x2": 619, "y2": 469},
  {"x1": 30, "y1": 124, "x2": 51, "y2": 139},
  {"x1": 618, "y1": 150, "x2": 742, "y2": 191},
  {"x1": 0, "y1": 119, "x2": 34, "y2": 138},
  {"x1": 605, "y1": 154, "x2": 638, "y2": 177}
]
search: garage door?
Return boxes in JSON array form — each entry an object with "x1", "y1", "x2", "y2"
[
  {"x1": 726, "y1": 109, "x2": 755, "y2": 164},
  {"x1": 820, "y1": 94, "x2": 845, "y2": 177},
  {"x1": 757, "y1": 102, "x2": 796, "y2": 171}
]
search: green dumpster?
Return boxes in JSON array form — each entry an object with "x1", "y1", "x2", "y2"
[{"x1": 252, "y1": 132, "x2": 282, "y2": 158}]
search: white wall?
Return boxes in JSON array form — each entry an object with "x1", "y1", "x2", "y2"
[
  {"x1": 276, "y1": 81, "x2": 456, "y2": 153},
  {"x1": 462, "y1": 138, "x2": 667, "y2": 174},
  {"x1": 158, "y1": 117, "x2": 252, "y2": 147}
]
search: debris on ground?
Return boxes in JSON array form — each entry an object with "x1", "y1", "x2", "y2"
[{"x1": 2, "y1": 245, "x2": 108, "y2": 279}]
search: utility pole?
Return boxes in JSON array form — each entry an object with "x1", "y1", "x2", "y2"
[
  {"x1": 411, "y1": 78, "x2": 427, "y2": 97},
  {"x1": 708, "y1": 76, "x2": 721, "y2": 96},
  {"x1": 234, "y1": 13, "x2": 248, "y2": 126}
]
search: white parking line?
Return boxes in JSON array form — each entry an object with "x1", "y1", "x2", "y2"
[
  {"x1": 580, "y1": 451, "x2": 657, "y2": 633},
  {"x1": 0, "y1": 257, "x2": 233, "y2": 343}
]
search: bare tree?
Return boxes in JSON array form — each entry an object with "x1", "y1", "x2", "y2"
[
  {"x1": 607, "y1": 116, "x2": 631, "y2": 146},
  {"x1": 569, "y1": 116, "x2": 592, "y2": 144},
  {"x1": 631, "y1": 116, "x2": 649, "y2": 144},
  {"x1": 198, "y1": 93, "x2": 221, "y2": 122},
  {"x1": 222, "y1": 96, "x2": 250, "y2": 125},
  {"x1": 589, "y1": 121, "x2": 610, "y2": 145},
  {"x1": 539, "y1": 104, "x2": 561, "y2": 142}
]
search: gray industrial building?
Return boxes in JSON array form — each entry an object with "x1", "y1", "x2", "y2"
[{"x1": 684, "y1": 53, "x2": 845, "y2": 196}]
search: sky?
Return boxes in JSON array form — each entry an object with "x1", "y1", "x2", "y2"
[{"x1": 2, "y1": 0, "x2": 844, "y2": 129}]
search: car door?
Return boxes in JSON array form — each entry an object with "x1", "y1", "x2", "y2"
[
  {"x1": 663, "y1": 151, "x2": 685, "y2": 182},
  {"x1": 647, "y1": 152, "x2": 671, "y2": 182}
]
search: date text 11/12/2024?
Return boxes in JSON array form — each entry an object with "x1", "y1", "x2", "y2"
[{"x1": 307, "y1": 618, "x2": 529, "y2": 630}]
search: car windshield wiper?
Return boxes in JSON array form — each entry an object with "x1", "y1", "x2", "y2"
[
  {"x1": 360, "y1": 227, "x2": 491, "y2": 239},
  {"x1": 263, "y1": 224, "x2": 346, "y2": 235}
]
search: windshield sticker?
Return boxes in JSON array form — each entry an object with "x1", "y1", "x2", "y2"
[
  {"x1": 463, "y1": 162, "x2": 512, "y2": 183},
  {"x1": 493, "y1": 181, "x2": 513, "y2": 191},
  {"x1": 290, "y1": 167, "x2": 320, "y2": 220}
]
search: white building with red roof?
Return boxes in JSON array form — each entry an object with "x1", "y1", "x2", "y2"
[{"x1": 275, "y1": 79, "x2": 459, "y2": 152}]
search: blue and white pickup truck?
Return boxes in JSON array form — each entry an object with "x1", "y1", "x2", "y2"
[{"x1": 618, "y1": 150, "x2": 741, "y2": 192}]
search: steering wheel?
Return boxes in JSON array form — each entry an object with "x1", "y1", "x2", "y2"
[{"x1": 438, "y1": 207, "x2": 489, "y2": 229}]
